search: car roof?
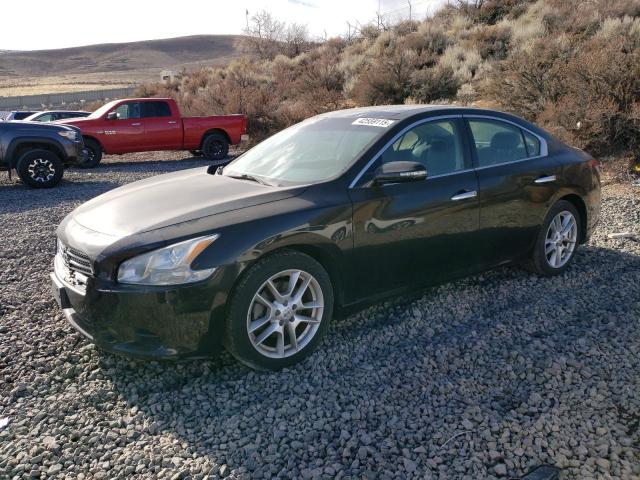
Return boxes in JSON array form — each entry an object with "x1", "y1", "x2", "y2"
[
  {"x1": 319, "y1": 104, "x2": 527, "y2": 121},
  {"x1": 35, "y1": 110, "x2": 90, "y2": 114}
]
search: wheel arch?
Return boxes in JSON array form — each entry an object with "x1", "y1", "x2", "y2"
[
  {"x1": 225, "y1": 240, "x2": 345, "y2": 320},
  {"x1": 82, "y1": 135, "x2": 104, "y2": 152},
  {"x1": 557, "y1": 193, "x2": 588, "y2": 244},
  {"x1": 7, "y1": 138, "x2": 65, "y2": 167},
  {"x1": 200, "y1": 128, "x2": 231, "y2": 147}
]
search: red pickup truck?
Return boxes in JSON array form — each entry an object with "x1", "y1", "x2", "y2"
[{"x1": 59, "y1": 98, "x2": 247, "y2": 168}]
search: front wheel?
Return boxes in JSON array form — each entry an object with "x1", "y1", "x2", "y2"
[
  {"x1": 201, "y1": 133, "x2": 229, "y2": 162},
  {"x1": 16, "y1": 149, "x2": 64, "y2": 188},
  {"x1": 77, "y1": 138, "x2": 102, "y2": 168},
  {"x1": 526, "y1": 200, "x2": 581, "y2": 276},
  {"x1": 224, "y1": 250, "x2": 334, "y2": 370}
]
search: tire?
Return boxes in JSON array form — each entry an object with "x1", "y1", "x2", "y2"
[
  {"x1": 77, "y1": 138, "x2": 102, "y2": 168},
  {"x1": 201, "y1": 132, "x2": 229, "y2": 162},
  {"x1": 16, "y1": 149, "x2": 64, "y2": 188},
  {"x1": 526, "y1": 200, "x2": 581, "y2": 276},
  {"x1": 224, "y1": 250, "x2": 334, "y2": 371}
]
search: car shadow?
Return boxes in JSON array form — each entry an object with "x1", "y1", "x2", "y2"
[{"x1": 92, "y1": 244, "x2": 640, "y2": 478}]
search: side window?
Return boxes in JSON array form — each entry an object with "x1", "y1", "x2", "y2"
[
  {"x1": 379, "y1": 119, "x2": 466, "y2": 177},
  {"x1": 36, "y1": 113, "x2": 54, "y2": 122},
  {"x1": 141, "y1": 101, "x2": 171, "y2": 118},
  {"x1": 468, "y1": 119, "x2": 528, "y2": 167},
  {"x1": 523, "y1": 130, "x2": 541, "y2": 157},
  {"x1": 114, "y1": 102, "x2": 140, "y2": 120}
]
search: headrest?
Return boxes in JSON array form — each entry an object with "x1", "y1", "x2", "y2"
[{"x1": 491, "y1": 131, "x2": 520, "y2": 150}]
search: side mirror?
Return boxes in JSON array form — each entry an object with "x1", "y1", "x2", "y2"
[
  {"x1": 373, "y1": 161, "x2": 427, "y2": 185},
  {"x1": 106, "y1": 111, "x2": 118, "y2": 120}
]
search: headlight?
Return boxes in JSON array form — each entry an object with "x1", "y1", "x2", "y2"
[
  {"x1": 58, "y1": 130, "x2": 79, "y2": 141},
  {"x1": 117, "y1": 235, "x2": 219, "y2": 286}
]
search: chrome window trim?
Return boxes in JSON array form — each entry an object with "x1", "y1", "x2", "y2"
[
  {"x1": 348, "y1": 114, "x2": 464, "y2": 189},
  {"x1": 464, "y1": 114, "x2": 549, "y2": 161}
]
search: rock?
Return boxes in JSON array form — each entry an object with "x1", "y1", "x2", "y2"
[
  {"x1": 403, "y1": 458, "x2": 417, "y2": 472},
  {"x1": 494, "y1": 464, "x2": 507, "y2": 476}
]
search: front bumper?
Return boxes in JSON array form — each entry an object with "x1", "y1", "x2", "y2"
[
  {"x1": 50, "y1": 265, "x2": 228, "y2": 359},
  {"x1": 62, "y1": 137, "x2": 86, "y2": 165}
]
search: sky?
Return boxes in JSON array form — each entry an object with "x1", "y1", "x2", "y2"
[{"x1": 1, "y1": 0, "x2": 445, "y2": 51}]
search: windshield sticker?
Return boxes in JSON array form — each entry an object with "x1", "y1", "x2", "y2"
[{"x1": 352, "y1": 118, "x2": 395, "y2": 128}]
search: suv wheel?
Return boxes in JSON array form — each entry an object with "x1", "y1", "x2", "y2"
[
  {"x1": 78, "y1": 138, "x2": 102, "y2": 168},
  {"x1": 526, "y1": 200, "x2": 581, "y2": 276},
  {"x1": 201, "y1": 133, "x2": 229, "y2": 162},
  {"x1": 16, "y1": 149, "x2": 64, "y2": 188},
  {"x1": 224, "y1": 250, "x2": 334, "y2": 370}
]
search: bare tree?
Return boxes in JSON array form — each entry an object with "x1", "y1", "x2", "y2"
[
  {"x1": 240, "y1": 10, "x2": 285, "y2": 60},
  {"x1": 284, "y1": 23, "x2": 310, "y2": 57}
]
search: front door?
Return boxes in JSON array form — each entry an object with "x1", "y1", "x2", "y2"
[
  {"x1": 101, "y1": 101, "x2": 144, "y2": 153},
  {"x1": 348, "y1": 117, "x2": 480, "y2": 300},
  {"x1": 465, "y1": 116, "x2": 562, "y2": 266}
]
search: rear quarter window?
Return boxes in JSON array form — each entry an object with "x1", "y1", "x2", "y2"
[
  {"x1": 142, "y1": 101, "x2": 172, "y2": 118},
  {"x1": 523, "y1": 130, "x2": 541, "y2": 157}
]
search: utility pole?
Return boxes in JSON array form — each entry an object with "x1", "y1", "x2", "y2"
[
  {"x1": 245, "y1": 9, "x2": 249, "y2": 30},
  {"x1": 408, "y1": 0, "x2": 412, "y2": 20},
  {"x1": 377, "y1": 0, "x2": 381, "y2": 29}
]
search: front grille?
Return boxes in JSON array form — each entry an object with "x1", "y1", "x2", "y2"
[{"x1": 60, "y1": 243, "x2": 93, "y2": 277}]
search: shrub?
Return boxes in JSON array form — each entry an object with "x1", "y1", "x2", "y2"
[
  {"x1": 410, "y1": 66, "x2": 460, "y2": 103},
  {"x1": 134, "y1": 0, "x2": 639, "y2": 170}
]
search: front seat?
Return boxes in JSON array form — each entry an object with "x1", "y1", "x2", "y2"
[
  {"x1": 490, "y1": 131, "x2": 524, "y2": 164},
  {"x1": 425, "y1": 136, "x2": 457, "y2": 176}
]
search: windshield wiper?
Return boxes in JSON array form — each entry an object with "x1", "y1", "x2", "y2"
[{"x1": 226, "y1": 173, "x2": 272, "y2": 186}]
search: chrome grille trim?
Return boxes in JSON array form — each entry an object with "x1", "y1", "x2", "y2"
[{"x1": 59, "y1": 242, "x2": 93, "y2": 276}]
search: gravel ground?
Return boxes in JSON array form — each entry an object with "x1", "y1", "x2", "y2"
[{"x1": 0, "y1": 156, "x2": 639, "y2": 480}]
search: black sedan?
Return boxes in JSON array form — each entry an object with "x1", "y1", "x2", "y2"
[{"x1": 51, "y1": 106, "x2": 601, "y2": 370}]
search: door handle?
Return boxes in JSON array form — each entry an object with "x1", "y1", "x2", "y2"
[
  {"x1": 450, "y1": 190, "x2": 477, "y2": 201},
  {"x1": 534, "y1": 175, "x2": 556, "y2": 184},
  {"x1": 168, "y1": 121, "x2": 177, "y2": 124},
  {"x1": 131, "y1": 122, "x2": 141, "y2": 126}
]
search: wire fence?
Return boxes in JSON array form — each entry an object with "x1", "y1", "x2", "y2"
[{"x1": 0, "y1": 87, "x2": 138, "y2": 110}]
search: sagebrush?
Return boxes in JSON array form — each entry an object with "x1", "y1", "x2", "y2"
[{"x1": 136, "y1": 0, "x2": 640, "y2": 168}]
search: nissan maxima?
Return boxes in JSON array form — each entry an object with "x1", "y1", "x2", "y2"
[{"x1": 51, "y1": 106, "x2": 601, "y2": 370}]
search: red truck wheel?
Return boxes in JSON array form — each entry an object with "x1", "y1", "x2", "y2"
[
  {"x1": 202, "y1": 133, "x2": 229, "y2": 162},
  {"x1": 78, "y1": 138, "x2": 103, "y2": 169}
]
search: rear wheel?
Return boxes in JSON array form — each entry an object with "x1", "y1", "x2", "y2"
[
  {"x1": 224, "y1": 250, "x2": 333, "y2": 370},
  {"x1": 526, "y1": 200, "x2": 580, "y2": 276},
  {"x1": 78, "y1": 138, "x2": 102, "y2": 168},
  {"x1": 16, "y1": 149, "x2": 64, "y2": 188},
  {"x1": 201, "y1": 132, "x2": 229, "y2": 163}
]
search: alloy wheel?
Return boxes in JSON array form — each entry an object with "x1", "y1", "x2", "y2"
[
  {"x1": 27, "y1": 158, "x2": 55, "y2": 183},
  {"x1": 544, "y1": 210, "x2": 577, "y2": 268},
  {"x1": 247, "y1": 269, "x2": 324, "y2": 358}
]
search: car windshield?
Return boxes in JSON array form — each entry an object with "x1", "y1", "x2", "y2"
[
  {"x1": 223, "y1": 116, "x2": 387, "y2": 186},
  {"x1": 88, "y1": 101, "x2": 119, "y2": 119}
]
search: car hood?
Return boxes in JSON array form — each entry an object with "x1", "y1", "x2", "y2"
[
  {"x1": 54, "y1": 117, "x2": 94, "y2": 126},
  {"x1": 70, "y1": 168, "x2": 304, "y2": 237}
]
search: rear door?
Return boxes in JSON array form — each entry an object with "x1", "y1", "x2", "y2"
[
  {"x1": 102, "y1": 101, "x2": 144, "y2": 153},
  {"x1": 141, "y1": 100, "x2": 182, "y2": 150},
  {"x1": 465, "y1": 115, "x2": 562, "y2": 266},
  {"x1": 348, "y1": 116, "x2": 481, "y2": 298}
]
